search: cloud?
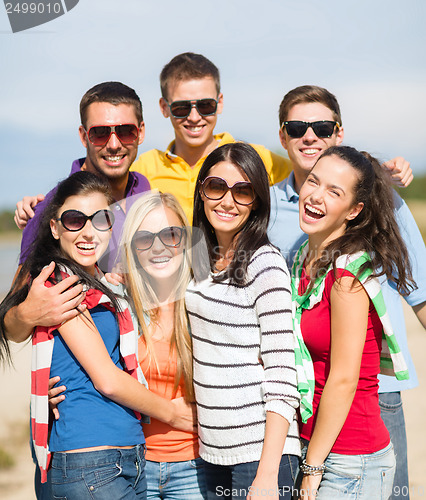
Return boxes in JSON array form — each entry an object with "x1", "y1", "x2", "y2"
[{"x1": 338, "y1": 80, "x2": 426, "y2": 167}]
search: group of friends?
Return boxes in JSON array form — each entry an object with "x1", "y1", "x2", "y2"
[{"x1": 0, "y1": 52, "x2": 425, "y2": 500}]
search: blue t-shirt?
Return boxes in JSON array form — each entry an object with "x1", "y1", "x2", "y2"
[
  {"x1": 268, "y1": 173, "x2": 426, "y2": 393},
  {"x1": 49, "y1": 304, "x2": 145, "y2": 452}
]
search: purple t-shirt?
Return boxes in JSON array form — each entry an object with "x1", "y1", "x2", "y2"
[{"x1": 19, "y1": 158, "x2": 150, "y2": 272}]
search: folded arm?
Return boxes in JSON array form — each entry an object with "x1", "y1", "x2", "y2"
[
  {"x1": 300, "y1": 277, "x2": 369, "y2": 500},
  {"x1": 57, "y1": 308, "x2": 195, "y2": 432}
]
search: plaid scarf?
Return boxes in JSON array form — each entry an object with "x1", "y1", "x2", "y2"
[
  {"x1": 291, "y1": 241, "x2": 409, "y2": 424},
  {"x1": 30, "y1": 267, "x2": 144, "y2": 483}
]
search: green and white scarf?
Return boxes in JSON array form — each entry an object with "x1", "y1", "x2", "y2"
[{"x1": 291, "y1": 241, "x2": 409, "y2": 424}]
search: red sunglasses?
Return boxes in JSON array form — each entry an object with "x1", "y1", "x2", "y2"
[{"x1": 85, "y1": 124, "x2": 140, "y2": 146}]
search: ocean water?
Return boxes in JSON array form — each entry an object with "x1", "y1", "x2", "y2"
[{"x1": 0, "y1": 240, "x2": 20, "y2": 296}]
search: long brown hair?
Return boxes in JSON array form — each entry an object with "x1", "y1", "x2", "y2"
[
  {"x1": 309, "y1": 146, "x2": 416, "y2": 296},
  {"x1": 192, "y1": 142, "x2": 271, "y2": 285},
  {"x1": 0, "y1": 172, "x2": 118, "y2": 364}
]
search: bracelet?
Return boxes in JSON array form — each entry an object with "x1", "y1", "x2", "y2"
[{"x1": 300, "y1": 459, "x2": 326, "y2": 476}]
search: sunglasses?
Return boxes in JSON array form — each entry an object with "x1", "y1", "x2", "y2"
[
  {"x1": 281, "y1": 120, "x2": 340, "y2": 138},
  {"x1": 132, "y1": 226, "x2": 185, "y2": 251},
  {"x1": 200, "y1": 176, "x2": 256, "y2": 206},
  {"x1": 85, "y1": 124, "x2": 140, "y2": 146},
  {"x1": 166, "y1": 98, "x2": 218, "y2": 119},
  {"x1": 56, "y1": 209, "x2": 115, "y2": 232}
]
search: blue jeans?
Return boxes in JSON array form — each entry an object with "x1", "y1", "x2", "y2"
[
  {"x1": 299, "y1": 441, "x2": 395, "y2": 499},
  {"x1": 379, "y1": 392, "x2": 410, "y2": 499},
  {"x1": 145, "y1": 457, "x2": 207, "y2": 499},
  {"x1": 50, "y1": 445, "x2": 147, "y2": 500},
  {"x1": 202, "y1": 454, "x2": 299, "y2": 499}
]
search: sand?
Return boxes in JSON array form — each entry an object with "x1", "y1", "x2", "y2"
[
  {"x1": 0, "y1": 302, "x2": 425, "y2": 500},
  {"x1": 0, "y1": 339, "x2": 35, "y2": 500}
]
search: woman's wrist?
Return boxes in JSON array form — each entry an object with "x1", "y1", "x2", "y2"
[
  {"x1": 164, "y1": 399, "x2": 176, "y2": 426},
  {"x1": 255, "y1": 465, "x2": 279, "y2": 480},
  {"x1": 300, "y1": 459, "x2": 325, "y2": 476}
]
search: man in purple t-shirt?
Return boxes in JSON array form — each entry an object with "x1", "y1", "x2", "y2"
[{"x1": 5, "y1": 81, "x2": 150, "y2": 346}]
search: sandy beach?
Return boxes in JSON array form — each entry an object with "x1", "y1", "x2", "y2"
[{"x1": 0, "y1": 301, "x2": 424, "y2": 499}]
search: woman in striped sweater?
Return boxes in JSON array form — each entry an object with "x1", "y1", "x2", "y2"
[{"x1": 186, "y1": 142, "x2": 300, "y2": 500}]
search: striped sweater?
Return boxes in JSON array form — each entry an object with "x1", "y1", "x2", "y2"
[{"x1": 185, "y1": 245, "x2": 300, "y2": 465}]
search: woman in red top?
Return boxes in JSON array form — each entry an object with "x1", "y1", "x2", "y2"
[{"x1": 294, "y1": 146, "x2": 415, "y2": 500}]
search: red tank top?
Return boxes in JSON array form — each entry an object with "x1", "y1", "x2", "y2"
[{"x1": 298, "y1": 268, "x2": 390, "y2": 454}]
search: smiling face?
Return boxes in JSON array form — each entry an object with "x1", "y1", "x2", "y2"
[
  {"x1": 79, "y1": 102, "x2": 145, "y2": 183},
  {"x1": 279, "y1": 102, "x2": 344, "y2": 191},
  {"x1": 200, "y1": 161, "x2": 255, "y2": 251},
  {"x1": 299, "y1": 154, "x2": 364, "y2": 248},
  {"x1": 160, "y1": 77, "x2": 223, "y2": 160},
  {"x1": 50, "y1": 192, "x2": 112, "y2": 275},
  {"x1": 134, "y1": 206, "x2": 185, "y2": 287}
]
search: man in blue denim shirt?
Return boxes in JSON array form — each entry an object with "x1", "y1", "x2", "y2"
[{"x1": 268, "y1": 85, "x2": 426, "y2": 500}]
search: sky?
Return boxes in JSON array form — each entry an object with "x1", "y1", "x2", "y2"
[{"x1": 0, "y1": 0, "x2": 425, "y2": 210}]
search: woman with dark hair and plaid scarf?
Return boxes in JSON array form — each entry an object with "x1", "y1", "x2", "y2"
[{"x1": 0, "y1": 171, "x2": 194, "y2": 500}]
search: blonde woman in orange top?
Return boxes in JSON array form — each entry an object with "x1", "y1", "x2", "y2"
[{"x1": 121, "y1": 191, "x2": 206, "y2": 500}]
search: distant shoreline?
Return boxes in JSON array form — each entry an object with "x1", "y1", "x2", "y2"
[{"x1": 0, "y1": 232, "x2": 21, "y2": 245}]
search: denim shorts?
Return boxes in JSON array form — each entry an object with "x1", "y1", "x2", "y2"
[
  {"x1": 299, "y1": 441, "x2": 395, "y2": 499},
  {"x1": 51, "y1": 445, "x2": 147, "y2": 500},
  {"x1": 145, "y1": 457, "x2": 207, "y2": 499}
]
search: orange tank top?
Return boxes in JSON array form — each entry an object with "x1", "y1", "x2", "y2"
[{"x1": 138, "y1": 336, "x2": 199, "y2": 462}]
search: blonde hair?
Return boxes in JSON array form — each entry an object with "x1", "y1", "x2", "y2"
[{"x1": 121, "y1": 191, "x2": 194, "y2": 401}]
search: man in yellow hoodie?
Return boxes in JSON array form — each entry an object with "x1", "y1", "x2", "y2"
[{"x1": 131, "y1": 52, "x2": 292, "y2": 221}]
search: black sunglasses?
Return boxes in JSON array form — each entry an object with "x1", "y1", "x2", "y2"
[
  {"x1": 56, "y1": 209, "x2": 115, "y2": 232},
  {"x1": 200, "y1": 176, "x2": 256, "y2": 206},
  {"x1": 166, "y1": 98, "x2": 218, "y2": 118},
  {"x1": 86, "y1": 124, "x2": 140, "y2": 146},
  {"x1": 132, "y1": 226, "x2": 185, "y2": 251},
  {"x1": 282, "y1": 120, "x2": 340, "y2": 138}
]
